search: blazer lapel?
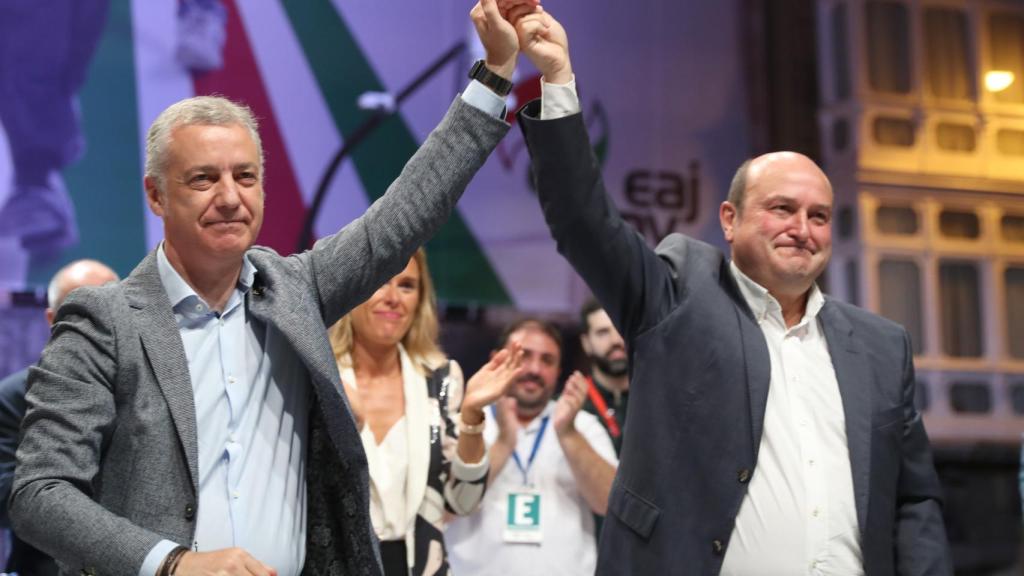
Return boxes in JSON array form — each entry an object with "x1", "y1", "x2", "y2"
[
  {"x1": 123, "y1": 252, "x2": 200, "y2": 492},
  {"x1": 723, "y1": 264, "x2": 771, "y2": 457},
  {"x1": 400, "y1": 346, "x2": 430, "y2": 531},
  {"x1": 819, "y1": 301, "x2": 872, "y2": 535},
  {"x1": 246, "y1": 267, "x2": 364, "y2": 460}
]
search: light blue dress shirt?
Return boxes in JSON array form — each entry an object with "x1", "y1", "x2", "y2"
[
  {"x1": 142, "y1": 245, "x2": 309, "y2": 574},
  {"x1": 140, "y1": 81, "x2": 506, "y2": 574}
]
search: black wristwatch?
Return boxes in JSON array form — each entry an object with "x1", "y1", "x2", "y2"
[{"x1": 468, "y1": 59, "x2": 513, "y2": 97}]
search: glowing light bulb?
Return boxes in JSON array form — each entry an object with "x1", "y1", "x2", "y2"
[{"x1": 985, "y1": 70, "x2": 1015, "y2": 93}]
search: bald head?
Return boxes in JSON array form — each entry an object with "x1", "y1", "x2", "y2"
[
  {"x1": 727, "y1": 152, "x2": 831, "y2": 214},
  {"x1": 46, "y1": 260, "x2": 119, "y2": 325},
  {"x1": 720, "y1": 151, "x2": 834, "y2": 303}
]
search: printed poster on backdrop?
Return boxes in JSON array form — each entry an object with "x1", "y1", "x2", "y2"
[{"x1": 0, "y1": 0, "x2": 749, "y2": 312}]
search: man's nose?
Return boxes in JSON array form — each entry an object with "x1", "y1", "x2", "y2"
[
  {"x1": 790, "y1": 212, "x2": 810, "y2": 241},
  {"x1": 214, "y1": 176, "x2": 242, "y2": 209}
]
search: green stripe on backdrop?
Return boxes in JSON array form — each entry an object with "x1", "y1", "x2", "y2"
[
  {"x1": 28, "y1": 0, "x2": 146, "y2": 285},
  {"x1": 280, "y1": 0, "x2": 511, "y2": 305}
]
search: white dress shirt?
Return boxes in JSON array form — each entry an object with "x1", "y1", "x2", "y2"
[{"x1": 721, "y1": 263, "x2": 863, "y2": 576}]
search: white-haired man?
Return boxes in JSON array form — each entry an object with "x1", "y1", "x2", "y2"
[{"x1": 10, "y1": 2, "x2": 528, "y2": 574}]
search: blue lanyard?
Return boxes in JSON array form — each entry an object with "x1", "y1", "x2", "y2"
[{"x1": 511, "y1": 416, "x2": 549, "y2": 486}]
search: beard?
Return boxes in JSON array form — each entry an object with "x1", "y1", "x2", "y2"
[
  {"x1": 512, "y1": 373, "x2": 551, "y2": 411},
  {"x1": 591, "y1": 349, "x2": 628, "y2": 377}
]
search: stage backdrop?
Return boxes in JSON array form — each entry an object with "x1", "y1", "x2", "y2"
[{"x1": 0, "y1": 0, "x2": 751, "y2": 312}]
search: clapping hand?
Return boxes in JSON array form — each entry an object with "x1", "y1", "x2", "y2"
[
  {"x1": 553, "y1": 370, "x2": 587, "y2": 436},
  {"x1": 462, "y1": 341, "x2": 524, "y2": 416}
]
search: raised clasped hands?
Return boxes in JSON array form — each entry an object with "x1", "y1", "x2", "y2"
[
  {"x1": 470, "y1": 0, "x2": 540, "y2": 80},
  {"x1": 502, "y1": 0, "x2": 572, "y2": 85}
]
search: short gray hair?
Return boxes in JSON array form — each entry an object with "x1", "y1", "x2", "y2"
[
  {"x1": 144, "y1": 95, "x2": 263, "y2": 191},
  {"x1": 727, "y1": 158, "x2": 753, "y2": 213}
]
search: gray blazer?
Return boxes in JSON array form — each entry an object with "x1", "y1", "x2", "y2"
[
  {"x1": 10, "y1": 98, "x2": 508, "y2": 576},
  {"x1": 518, "y1": 100, "x2": 952, "y2": 576}
]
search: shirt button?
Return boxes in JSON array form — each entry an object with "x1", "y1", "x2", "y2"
[
  {"x1": 812, "y1": 507, "x2": 820, "y2": 518},
  {"x1": 228, "y1": 376, "x2": 236, "y2": 384},
  {"x1": 232, "y1": 491, "x2": 240, "y2": 499},
  {"x1": 195, "y1": 304, "x2": 202, "y2": 312},
  {"x1": 711, "y1": 539, "x2": 725, "y2": 555},
  {"x1": 184, "y1": 504, "x2": 195, "y2": 520},
  {"x1": 737, "y1": 468, "x2": 751, "y2": 483}
]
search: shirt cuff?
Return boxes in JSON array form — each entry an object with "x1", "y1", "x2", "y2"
[
  {"x1": 460, "y1": 80, "x2": 508, "y2": 119},
  {"x1": 140, "y1": 539, "x2": 180, "y2": 576},
  {"x1": 541, "y1": 75, "x2": 581, "y2": 120},
  {"x1": 451, "y1": 448, "x2": 490, "y2": 481}
]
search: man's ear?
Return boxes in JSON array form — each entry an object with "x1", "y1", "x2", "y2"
[
  {"x1": 720, "y1": 201, "x2": 737, "y2": 243},
  {"x1": 144, "y1": 176, "x2": 165, "y2": 218}
]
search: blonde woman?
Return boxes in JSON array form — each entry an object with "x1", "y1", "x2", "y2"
[{"x1": 330, "y1": 248, "x2": 520, "y2": 576}]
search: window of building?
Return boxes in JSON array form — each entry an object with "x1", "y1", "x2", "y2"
[
  {"x1": 838, "y1": 205, "x2": 855, "y2": 239},
  {"x1": 879, "y1": 259, "x2": 924, "y2": 354},
  {"x1": 832, "y1": 3, "x2": 852, "y2": 100},
  {"x1": 1011, "y1": 382, "x2": 1024, "y2": 414},
  {"x1": 939, "y1": 261, "x2": 984, "y2": 357},
  {"x1": 1007, "y1": 266, "x2": 1024, "y2": 359},
  {"x1": 1002, "y1": 214, "x2": 1024, "y2": 242},
  {"x1": 936, "y1": 123, "x2": 976, "y2": 152},
  {"x1": 846, "y1": 259, "x2": 860, "y2": 306},
  {"x1": 939, "y1": 210, "x2": 981, "y2": 239},
  {"x1": 950, "y1": 381, "x2": 992, "y2": 413},
  {"x1": 989, "y1": 12, "x2": 1024, "y2": 103},
  {"x1": 924, "y1": 7, "x2": 974, "y2": 100},
  {"x1": 832, "y1": 118, "x2": 849, "y2": 152},
  {"x1": 997, "y1": 129, "x2": 1024, "y2": 156},
  {"x1": 873, "y1": 117, "x2": 915, "y2": 147},
  {"x1": 876, "y1": 205, "x2": 918, "y2": 235},
  {"x1": 866, "y1": 1, "x2": 912, "y2": 94}
]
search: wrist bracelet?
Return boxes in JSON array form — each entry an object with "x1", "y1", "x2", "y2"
[
  {"x1": 159, "y1": 545, "x2": 189, "y2": 576},
  {"x1": 458, "y1": 411, "x2": 486, "y2": 435}
]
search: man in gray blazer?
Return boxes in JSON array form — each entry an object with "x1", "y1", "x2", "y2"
[
  {"x1": 0, "y1": 259, "x2": 118, "y2": 576},
  {"x1": 10, "y1": 2, "x2": 522, "y2": 573},
  {"x1": 507, "y1": 6, "x2": 951, "y2": 575}
]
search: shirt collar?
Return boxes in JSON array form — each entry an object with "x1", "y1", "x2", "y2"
[
  {"x1": 156, "y1": 242, "x2": 257, "y2": 317},
  {"x1": 729, "y1": 261, "x2": 825, "y2": 329},
  {"x1": 522, "y1": 401, "x2": 557, "y2": 434}
]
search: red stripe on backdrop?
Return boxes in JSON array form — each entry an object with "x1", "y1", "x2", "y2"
[{"x1": 193, "y1": 0, "x2": 307, "y2": 255}]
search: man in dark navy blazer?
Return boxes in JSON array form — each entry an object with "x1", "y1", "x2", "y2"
[{"x1": 503, "y1": 5, "x2": 952, "y2": 575}]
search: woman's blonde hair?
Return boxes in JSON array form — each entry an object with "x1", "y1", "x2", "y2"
[{"x1": 329, "y1": 248, "x2": 446, "y2": 375}]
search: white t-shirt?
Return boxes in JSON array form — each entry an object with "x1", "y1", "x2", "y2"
[{"x1": 445, "y1": 401, "x2": 618, "y2": 576}]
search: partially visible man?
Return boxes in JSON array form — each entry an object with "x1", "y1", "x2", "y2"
[
  {"x1": 10, "y1": 2, "x2": 530, "y2": 574},
  {"x1": 578, "y1": 299, "x2": 629, "y2": 455},
  {"x1": 0, "y1": 259, "x2": 118, "y2": 576},
  {"x1": 506, "y1": 5, "x2": 951, "y2": 576},
  {"x1": 445, "y1": 318, "x2": 617, "y2": 576}
]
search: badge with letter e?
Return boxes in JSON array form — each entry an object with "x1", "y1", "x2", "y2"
[{"x1": 504, "y1": 488, "x2": 543, "y2": 544}]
